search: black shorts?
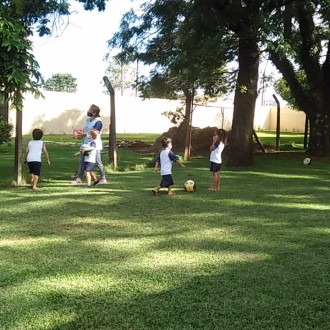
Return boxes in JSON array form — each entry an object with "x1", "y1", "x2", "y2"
[
  {"x1": 84, "y1": 162, "x2": 95, "y2": 172},
  {"x1": 28, "y1": 161, "x2": 42, "y2": 176},
  {"x1": 210, "y1": 162, "x2": 221, "y2": 172},
  {"x1": 160, "y1": 174, "x2": 174, "y2": 188}
]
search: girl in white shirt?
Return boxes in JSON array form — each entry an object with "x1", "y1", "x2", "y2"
[{"x1": 209, "y1": 129, "x2": 227, "y2": 191}]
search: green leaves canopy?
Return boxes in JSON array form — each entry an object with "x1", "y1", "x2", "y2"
[{"x1": 0, "y1": 16, "x2": 42, "y2": 110}]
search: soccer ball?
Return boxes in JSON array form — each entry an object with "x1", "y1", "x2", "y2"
[
  {"x1": 303, "y1": 157, "x2": 311, "y2": 165},
  {"x1": 184, "y1": 179, "x2": 196, "y2": 192}
]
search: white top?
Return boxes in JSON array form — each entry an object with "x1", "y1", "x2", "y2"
[
  {"x1": 27, "y1": 140, "x2": 43, "y2": 162},
  {"x1": 157, "y1": 149, "x2": 179, "y2": 176},
  {"x1": 210, "y1": 141, "x2": 225, "y2": 164},
  {"x1": 82, "y1": 118, "x2": 103, "y2": 150}
]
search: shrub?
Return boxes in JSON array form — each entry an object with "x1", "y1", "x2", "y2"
[{"x1": 0, "y1": 117, "x2": 13, "y2": 145}]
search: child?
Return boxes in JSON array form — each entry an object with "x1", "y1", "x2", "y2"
[
  {"x1": 24, "y1": 128, "x2": 51, "y2": 190},
  {"x1": 209, "y1": 128, "x2": 227, "y2": 191},
  {"x1": 74, "y1": 129, "x2": 100, "y2": 188},
  {"x1": 152, "y1": 137, "x2": 185, "y2": 196}
]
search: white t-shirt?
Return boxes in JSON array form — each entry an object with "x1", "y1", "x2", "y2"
[
  {"x1": 82, "y1": 118, "x2": 103, "y2": 150},
  {"x1": 157, "y1": 149, "x2": 179, "y2": 176},
  {"x1": 210, "y1": 141, "x2": 225, "y2": 164},
  {"x1": 27, "y1": 140, "x2": 43, "y2": 162}
]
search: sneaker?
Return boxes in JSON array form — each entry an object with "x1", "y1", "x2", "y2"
[
  {"x1": 84, "y1": 185, "x2": 91, "y2": 189},
  {"x1": 152, "y1": 189, "x2": 158, "y2": 196},
  {"x1": 71, "y1": 178, "x2": 82, "y2": 184},
  {"x1": 98, "y1": 179, "x2": 107, "y2": 184},
  {"x1": 92, "y1": 179, "x2": 100, "y2": 186}
]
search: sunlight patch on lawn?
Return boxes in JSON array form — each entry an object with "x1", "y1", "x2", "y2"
[
  {"x1": 36, "y1": 274, "x2": 121, "y2": 293},
  {"x1": 86, "y1": 238, "x2": 154, "y2": 252},
  {"x1": 250, "y1": 172, "x2": 317, "y2": 179},
  {"x1": 132, "y1": 251, "x2": 268, "y2": 270},
  {"x1": 14, "y1": 310, "x2": 76, "y2": 330},
  {"x1": 0, "y1": 237, "x2": 65, "y2": 247},
  {"x1": 224, "y1": 198, "x2": 330, "y2": 210},
  {"x1": 307, "y1": 227, "x2": 330, "y2": 234}
]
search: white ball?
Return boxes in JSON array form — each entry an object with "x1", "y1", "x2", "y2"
[
  {"x1": 303, "y1": 157, "x2": 311, "y2": 165},
  {"x1": 184, "y1": 180, "x2": 196, "y2": 192}
]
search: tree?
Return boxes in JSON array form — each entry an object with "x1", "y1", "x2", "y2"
[
  {"x1": 267, "y1": 0, "x2": 330, "y2": 156},
  {"x1": 0, "y1": 0, "x2": 107, "y2": 36},
  {"x1": 0, "y1": 0, "x2": 110, "y2": 183},
  {"x1": 43, "y1": 73, "x2": 77, "y2": 92},
  {"x1": 105, "y1": 57, "x2": 138, "y2": 96},
  {"x1": 109, "y1": 0, "x2": 232, "y2": 160},
  {"x1": 0, "y1": 15, "x2": 43, "y2": 184}
]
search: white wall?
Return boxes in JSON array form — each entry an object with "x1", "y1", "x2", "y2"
[{"x1": 9, "y1": 91, "x2": 305, "y2": 135}]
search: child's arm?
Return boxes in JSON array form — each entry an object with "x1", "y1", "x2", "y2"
[
  {"x1": 23, "y1": 145, "x2": 29, "y2": 164},
  {"x1": 154, "y1": 160, "x2": 159, "y2": 173},
  {"x1": 210, "y1": 135, "x2": 220, "y2": 151},
  {"x1": 175, "y1": 160, "x2": 185, "y2": 168},
  {"x1": 43, "y1": 143, "x2": 51, "y2": 165}
]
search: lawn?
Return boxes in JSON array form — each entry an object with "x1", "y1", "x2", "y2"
[{"x1": 0, "y1": 132, "x2": 329, "y2": 329}]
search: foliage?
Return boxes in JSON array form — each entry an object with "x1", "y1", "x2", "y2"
[
  {"x1": 0, "y1": 16, "x2": 43, "y2": 110},
  {"x1": 266, "y1": 0, "x2": 330, "y2": 155},
  {"x1": 274, "y1": 70, "x2": 309, "y2": 110},
  {"x1": 104, "y1": 56, "x2": 137, "y2": 94},
  {"x1": 0, "y1": 141, "x2": 329, "y2": 329},
  {"x1": 108, "y1": 1, "x2": 233, "y2": 100},
  {"x1": 43, "y1": 73, "x2": 77, "y2": 93},
  {"x1": 0, "y1": 117, "x2": 13, "y2": 145},
  {"x1": 0, "y1": 0, "x2": 107, "y2": 36}
]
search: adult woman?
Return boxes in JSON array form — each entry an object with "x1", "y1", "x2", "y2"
[{"x1": 71, "y1": 104, "x2": 107, "y2": 185}]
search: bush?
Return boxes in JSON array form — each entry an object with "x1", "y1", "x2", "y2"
[{"x1": 0, "y1": 117, "x2": 13, "y2": 145}]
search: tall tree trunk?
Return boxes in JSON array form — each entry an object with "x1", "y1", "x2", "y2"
[
  {"x1": 14, "y1": 109, "x2": 23, "y2": 185},
  {"x1": 227, "y1": 33, "x2": 259, "y2": 167},
  {"x1": 183, "y1": 88, "x2": 193, "y2": 161},
  {"x1": 308, "y1": 112, "x2": 329, "y2": 156}
]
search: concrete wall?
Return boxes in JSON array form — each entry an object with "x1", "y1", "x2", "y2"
[{"x1": 8, "y1": 91, "x2": 306, "y2": 135}]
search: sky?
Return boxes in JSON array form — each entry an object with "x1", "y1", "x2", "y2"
[
  {"x1": 31, "y1": 0, "x2": 280, "y2": 104},
  {"x1": 32, "y1": 0, "x2": 138, "y2": 95}
]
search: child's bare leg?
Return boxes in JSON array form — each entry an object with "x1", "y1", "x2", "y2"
[
  {"x1": 214, "y1": 172, "x2": 220, "y2": 190},
  {"x1": 167, "y1": 186, "x2": 174, "y2": 196},
  {"x1": 85, "y1": 171, "x2": 92, "y2": 186},
  {"x1": 29, "y1": 173, "x2": 34, "y2": 185},
  {"x1": 91, "y1": 171, "x2": 97, "y2": 182},
  {"x1": 208, "y1": 172, "x2": 218, "y2": 191},
  {"x1": 152, "y1": 186, "x2": 161, "y2": 195},
  {"x1": 32, "y1": 175, "x2": 39, "y2": 190}
]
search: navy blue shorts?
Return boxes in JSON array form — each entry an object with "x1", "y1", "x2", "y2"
[
  {"x1": 160, "y1": 174, "x2": 174, "y2": 188},
  {"x1": 210, "y1": 162, "x2": 221, "y2": 172},
  {"x1": 28, "y1": 161, "x2": 42, "y2": 176},
  {"x1": 84, "y1": 162, "x2": 95, "y2": 172}
]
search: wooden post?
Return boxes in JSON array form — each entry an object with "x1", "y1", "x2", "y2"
[
  {"x1": 103, "y1": 76, "x2": 117, "y2": 170},
  {"x1": 272, "y1": 94, "x2": 280, "y2": 151}
]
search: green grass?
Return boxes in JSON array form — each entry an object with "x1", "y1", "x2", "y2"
[
  {"x1": 0, "y1": 133, "x2": 329, "y2": 329},
  {"x1": 255, "y1": 130, "x2": 306, "y2": 151}
]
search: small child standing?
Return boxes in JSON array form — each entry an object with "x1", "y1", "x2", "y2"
[
  {"x1": 24, "y1": 128, "x2": 51, "y2": 190},
  {"x1": 209, "y1": 129, "x2": 227, "y2": 191},
  {"x1": 74, "y1": 129, "x2": 99, "y2": 188},
  {"x1": 152, "y1": 137, "x2": 185, "y2": 196}
]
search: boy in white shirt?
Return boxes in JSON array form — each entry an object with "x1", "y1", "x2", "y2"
[
  {"x1": 74, "y1": 129, "x2": 99, "y2": 188},
  {"x1": 152, "y1": 137, "x2": 185, "y2": 196},
  {"x1": 24, "y1": 128, "x2": 50, "y2": 190}
]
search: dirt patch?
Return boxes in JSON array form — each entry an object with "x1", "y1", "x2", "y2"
[{"x1": 149, "y1": 126, "x2": 219, "y2": 156}]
